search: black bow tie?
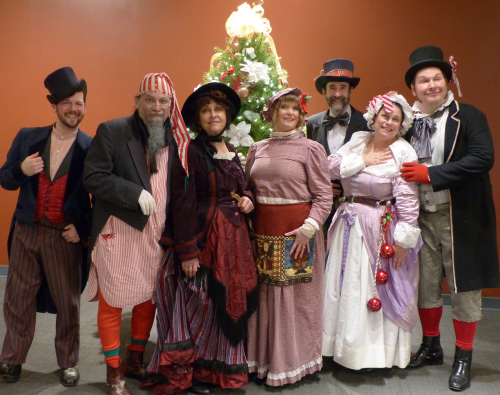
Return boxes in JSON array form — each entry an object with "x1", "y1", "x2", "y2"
[{"x1": 322, "y1": 112, "x2": 350, "y2": 129}]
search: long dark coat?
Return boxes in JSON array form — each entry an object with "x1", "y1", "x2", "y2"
[
  {"x1": 0, "y1": 125, "x2": 93, "y2": 313},
  {"x1": 83, "y1": 111, "x2": 177, "y2": 259},
  {"x1": 406, "y1": 100, "x2": 499, "y2": 292}
]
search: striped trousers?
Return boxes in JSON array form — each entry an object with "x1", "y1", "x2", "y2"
[{"x1": 0, "y1": 217, "x2": 82, "y2": 368}]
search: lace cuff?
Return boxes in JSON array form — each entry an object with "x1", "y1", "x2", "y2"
[{"x1": 394, "y1": 221, "x2": 421, "y2": 249}]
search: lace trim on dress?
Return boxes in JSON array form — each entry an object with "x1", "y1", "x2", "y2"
[
  {"x1": 271, "y1": 129, "x2": 305, "y2": 139},
  {"x1": 213, "y1": 152, "x2": 236, "y2": 160},
  {"x1": 248, "y1": 356, "x2": 322, "y2": 379}
]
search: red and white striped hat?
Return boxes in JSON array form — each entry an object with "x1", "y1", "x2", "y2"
[
  {"x1": 137, "y1": 73, "x2": 190, "y2": 175},
  {"x1": 363, "y1": 91, "x2": 413, "y2": 134}
]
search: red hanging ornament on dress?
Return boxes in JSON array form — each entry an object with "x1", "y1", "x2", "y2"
[
  {"x1": 367, "y1": 298, "x2": 382, "y2": 312},
  {"x1": 368, "y1": 202, "x2": 394, "y2": 312},
  {"x1": 376, "y1": 270, "x2": 389, "y2": 285},
  {"x1": 380, "y1": 244, "x2": 394, "y2": 259}
]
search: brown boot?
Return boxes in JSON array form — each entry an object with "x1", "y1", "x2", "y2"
[
  {"x1": 121, "y1": 348, "x2": 146, "y2": 381},
  {"x1": 106, "y1": 363, "x2": 132, "y2": 395}
]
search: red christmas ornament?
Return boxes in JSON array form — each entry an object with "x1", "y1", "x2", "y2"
[
  {"x1": 367, "y1": 298, "x2": 382, "y2": 312},
  {"x1": 220, "y1": 65, "x2": 235, "y2": 80},
  {"x1": 376, "y1": 270, "x2": 389, "y2": 285},
  {"x1": 380, "y1": 244, "x2": 394, "y2": 259}
]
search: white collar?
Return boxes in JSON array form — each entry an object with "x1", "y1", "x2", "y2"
[
  {"x1": 413, "y1": 91, "x2": 454, "y2": 117},
  {"x1": 213, "y1": 152, "x2": 235, "y2": 160}
]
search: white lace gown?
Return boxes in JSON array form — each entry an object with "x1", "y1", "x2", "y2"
[{"x1": 323, "y1": 132, "x2": 421, "y2": 370}]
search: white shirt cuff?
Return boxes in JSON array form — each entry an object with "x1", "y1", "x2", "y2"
[{"x1": 304, "y1": 217, "x2": 320, "y2": 231}]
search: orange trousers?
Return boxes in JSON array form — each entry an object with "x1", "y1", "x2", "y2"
[{"x1": 97, "y1": 288, "x2": 156, "y2": 367}]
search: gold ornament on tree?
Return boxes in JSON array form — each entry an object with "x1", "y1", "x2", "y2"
[
  {"x1": 234, "y1": 53, "x2": 242, "y2": 61},
  {"x1": 237, "y1": 87, "x2": 249, "y2": 98}
]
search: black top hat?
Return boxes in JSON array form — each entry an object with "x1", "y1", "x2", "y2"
[
  {"x1": 314, "y1": 58, "x2": 360, "y2": 93},
  {"x1": 405, "y1": 46, "x2": 452, "y2": 89},
  {"x1": 181, "y1": 82, "x2": 241, "y2": 129},
  {"x1": 44, "y1": 67, "x2": 87, "y2": 104}
]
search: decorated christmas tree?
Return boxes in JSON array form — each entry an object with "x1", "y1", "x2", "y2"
[{"x1": 198, "y1": 1, "x2": 289, "y2": 156}]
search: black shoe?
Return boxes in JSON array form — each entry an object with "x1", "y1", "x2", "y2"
[
  {"x1": 355, "y1": 368, "x2": 376, "y2": 373},
  {"x1": 406, "y1": 335, "x2": 444, "y2": 369},
  {"x1": 60, "y1": 366, "x2": 80, "y2": 386},
  {"x1": 1, "y1": 362, "x2": 22, "y2": 383},
  {"x1": 249, "y1": 373, "x2": 265, "y2": 386},
  {"x1": 449, "y1": 346, "x2": 472, "y2": 391},
  {"x1": 188, "y1": 382, "x2": 214, "y2": 395}
]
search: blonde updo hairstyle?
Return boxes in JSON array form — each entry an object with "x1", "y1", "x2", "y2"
[{"x1": 269, "y1": 94, "x2": 306, "y2": 129}]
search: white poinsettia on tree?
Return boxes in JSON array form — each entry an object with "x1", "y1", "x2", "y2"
[
  {"x1": 241, "y1": 60, "x2": 270, "y2": 84},
  {"x1": 201, "y1": 1, "x2": 290, "y2": 155},
  {"x1": 245, "y1": 47, "x2": 256, "y2": 59},
  {"x1": 224, "y1": 121, "x2": 254, "y2": 147}
]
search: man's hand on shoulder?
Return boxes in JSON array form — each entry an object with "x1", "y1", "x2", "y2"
[{"x1": 21, "y1": 152, "x2": 44, "y2": 176}]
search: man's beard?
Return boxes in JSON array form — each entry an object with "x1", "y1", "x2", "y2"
[
  {"x1": 57, "y1": 108, "x2": 85, "y2": 129},
  {"x1": 147, "y1": 121, "x2": 166, "y2": 174},
  {"x1": 328, "y1": 95, "x2": 350, "y2": 114}
]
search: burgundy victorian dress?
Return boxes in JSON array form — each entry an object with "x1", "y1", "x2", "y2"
[{"x1": 142, "y1": 137, "x2": 257, "y2": 395}]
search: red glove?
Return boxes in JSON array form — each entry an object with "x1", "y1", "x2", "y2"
[{"x1": 400, "y1": 162, "x2": 431, "y2": 184}]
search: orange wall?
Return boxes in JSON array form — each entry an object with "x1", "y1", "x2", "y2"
[{"x1": 1, "y1": 0, "x2": 499, "y2": 294}]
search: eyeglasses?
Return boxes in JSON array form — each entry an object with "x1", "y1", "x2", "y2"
[{"x1": 142, "y1": 97, "x2": 172, "y2": 109}]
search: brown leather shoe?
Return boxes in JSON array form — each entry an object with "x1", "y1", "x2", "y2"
[
  {"x1": 121, "y1": 348, "x2": 146, "y2": 381},
  {"x1": 106, "y1": 363, "x2": 132, "y2": 395}
]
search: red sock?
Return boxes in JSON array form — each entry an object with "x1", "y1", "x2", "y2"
[
  {"x1": 105, "y1": 355, "x2": 120, "y2": 368},
  {"x1": 418, "y1": 306, "x2": 442, "y2": 337},
  {"x1": 98, "y1": 288, "x2": 122, "y2": 366},
  {"x1": 128, "y1": 299, "x2": 156, "y2": 352},
  {"x1": 453, "y1": 319, "x2": 477, "y2": 350}
]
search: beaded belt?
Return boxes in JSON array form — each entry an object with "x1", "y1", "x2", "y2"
[{"x1": 339, "y1": 195, "x2": 396, "y2": 207}]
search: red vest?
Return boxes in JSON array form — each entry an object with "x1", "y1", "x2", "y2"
[{"x1": 35, "y1": 171, "x2": 68, "y2": 224}]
